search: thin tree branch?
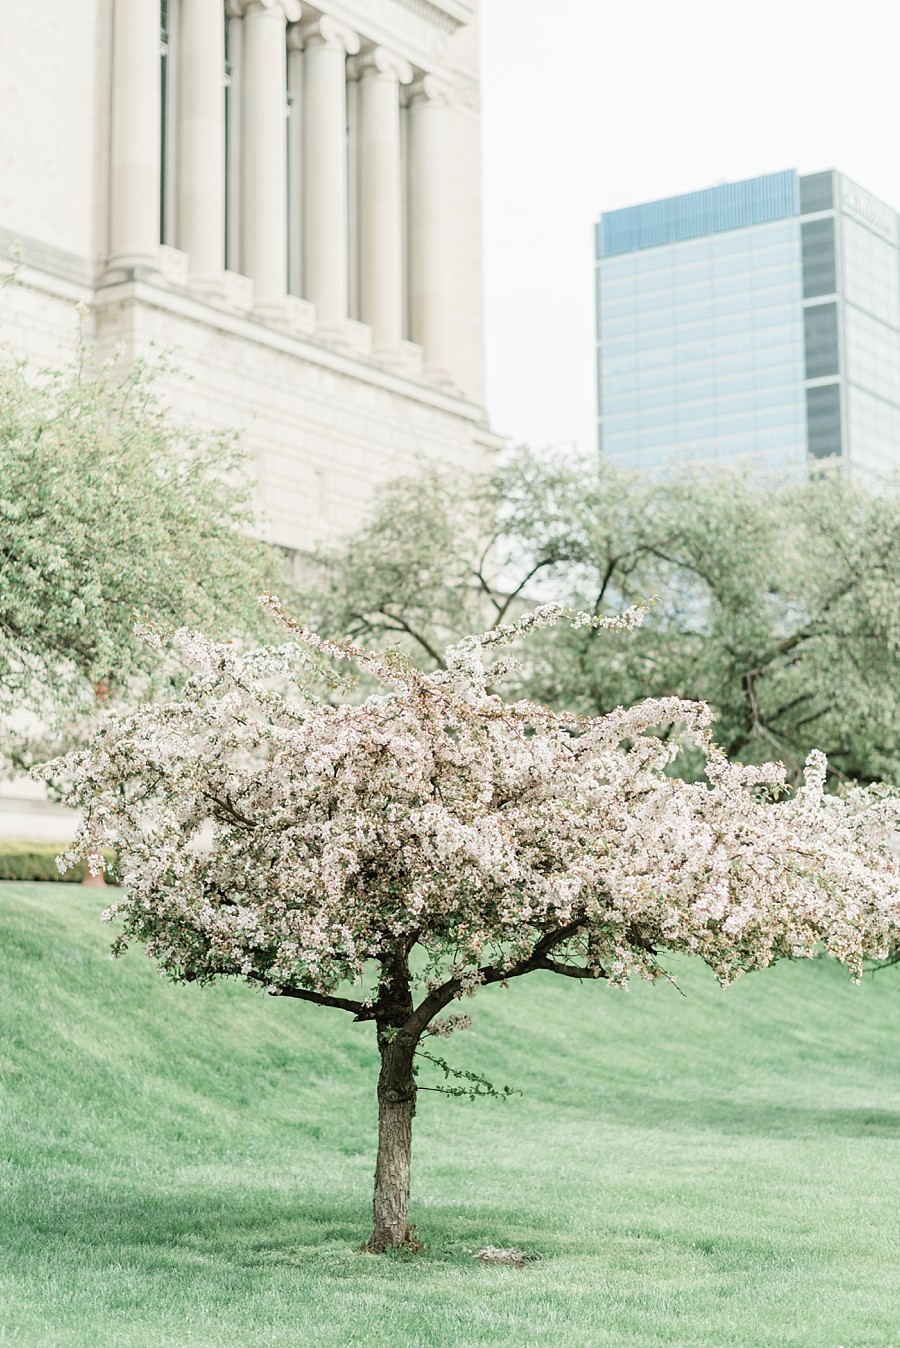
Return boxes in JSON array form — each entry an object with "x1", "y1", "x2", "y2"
[
  {"x1": 378, "y1": 608, "x2": 446, "y2": 668},
  {"x1": 203, "y1": 791, "x2": 258, "y2": 830},
  {"x1": 403, "y1": 919, "x2": 588, "y2": 1041},
  {"x1": 492, "y1": 556, "x2": 567, "y2": 626},
  {"x1": 766, "y1": 690, "x2": 815, "y2": 725},
  {"x1": 264, "y1": 983, "x2": 374, "y2": 1018},
  {"x1": 792, "y1": 708, "x2": 831, "y2": 734},
  {"x1": 592, "y1": 555, "x2": 620, "y2": 615},
  {"x1": 473, "y1": 530, "x2": 505, "y2": 613},
  {"x1": 535, "y1": 958, "x2": 602, "y2": 979}
]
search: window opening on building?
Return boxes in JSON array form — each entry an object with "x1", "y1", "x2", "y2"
[
  {"x1": 160, "y1": 0, "x2": 171, "y2": 244},
  {"x1": 287, "y1": 30, "x2": 302, "y2": 297},
  {"x1": 804, "y1": 303, "x2": 840, "y2": 380},
  {"x1": 802, "y1": 218, "x2": 837, "y2": 298},
  {"x1": 224, "y1": 7, "x2": 233, "y2": 268},
  {"x1": 159, "y1": 0, "x2": 180, "y2": 247},
  {"x1": 806, "y1": 383, "x2": 842, "y2": 459},
  {"x1": 800, "y1": 171, "x2": 834, "y2": 216}
]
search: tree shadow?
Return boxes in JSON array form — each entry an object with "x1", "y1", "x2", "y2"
[
  {"x1": 10, "y1": 1181, "x2": 370, "y2": 1267},
  {"x1": 594, "y1": 1088, "x2": 900, "y2": 1139}
]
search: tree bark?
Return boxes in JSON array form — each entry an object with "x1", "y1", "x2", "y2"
[
  {"x1": 368, "y1": 1030, "x2": 417, "y2": 1251},
  {"x1": 367, "y1": 949, "x2": 420, "y2": 1252}
]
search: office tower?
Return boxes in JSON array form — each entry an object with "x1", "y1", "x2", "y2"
[{"x1": 595, "y1": 169, "x2": 900, "y2": 477}]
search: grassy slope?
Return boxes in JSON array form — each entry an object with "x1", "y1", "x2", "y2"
[{"x1": 1, "y1": 883, "x2": 899, "y2": 1348}]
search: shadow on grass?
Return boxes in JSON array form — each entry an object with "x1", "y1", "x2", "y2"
[
  {"x1": 9, "y1": 1181, "x2": 360, "y2": 1255},
  {"x1": 598, "y1": 1090, "x2": 900, "y2": 1139},
  {"x1": 9, "y1": 1175, "x2": 561, "y2": 1271}
]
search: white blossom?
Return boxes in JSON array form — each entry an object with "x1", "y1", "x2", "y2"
[{"x1": 39, "y1": 602, "x2": 900, "y2": 1004}]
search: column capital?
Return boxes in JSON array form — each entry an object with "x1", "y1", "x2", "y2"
[
  {"x1": 291, "y1": 14, "x2": 359, "y2": 54},
  {"x1": 406, "y1": 73, "x2": 451, "y2": 106},
  {"x1": 348, "y1": 45, "x2": 413, "y2": 85},
  {"x1": 231, "y1": 0, "x2": 301, "y2": 20}
]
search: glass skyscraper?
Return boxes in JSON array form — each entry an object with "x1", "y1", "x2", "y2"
[{"x1": 595, "y1": 169, "x2": 900, "y2": 477}]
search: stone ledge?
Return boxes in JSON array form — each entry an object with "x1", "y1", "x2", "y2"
[
  {"x1": 0, "y1": 225, "x2": 95, "y2": 289},
  {"x1": 91, "y1": 276, "x2": 489, "y2": 422}
]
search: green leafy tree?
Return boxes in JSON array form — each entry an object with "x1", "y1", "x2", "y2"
[
  {"x1": 0, "y1": 349, "x2": 289, "y2": 768},
  {"x1": 301, "y1": 449, "x2": 900, "y2": 785}
]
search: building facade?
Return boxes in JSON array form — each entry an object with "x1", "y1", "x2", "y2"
[
  {"x1": 595, "y1": 169, "x2": 900, "y2": 478},
  {"x1": 0, "y1": 0, "x2": 496, "y2": 555},
  {"x1": 0, "y1": 0, "x2": 496, "y2": 841}
]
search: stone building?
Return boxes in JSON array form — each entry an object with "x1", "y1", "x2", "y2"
[
  {"x1": 0, "y1": 0, "x2": 497, "y2": 553},
  {"x1": 0, "y1": 0, "x2": 497, "y2": 840}
]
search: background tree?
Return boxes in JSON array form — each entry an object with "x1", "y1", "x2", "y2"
[
  {"x1": 300, "y1": 449, "x2": 900, "y2": 785},
  {"x1": 0, "y1": 349, "x2": 290, "y2": 769},
  {"x1": 47, "y1": 600, "x2": 900, "y2": 1251}
]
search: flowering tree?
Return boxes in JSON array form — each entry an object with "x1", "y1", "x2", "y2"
[{"x1": 46, "y1": 599, "x2": 900, "y2": 1252}]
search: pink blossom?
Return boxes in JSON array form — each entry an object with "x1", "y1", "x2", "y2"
[{"x1": 40, "y1": 602, "x2": 900, "y2": 1005}]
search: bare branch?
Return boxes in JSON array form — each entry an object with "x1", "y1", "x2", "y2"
[
  {"x1": 378, "y1": 608, "x2": 447, "y2": 668},
  {"x1": 536, "y1": 958, "x2": 604, "y2": 979},
  {"x1": 264, "y1": 983, "x2": 374, "y2": 1018},
  {"x1": 492, "y1": 557, "x2": 567, "y2": 626},
  {"x1": 592, "y1": 555, "x2": 620, "y2": 614},
  {"x1": 473, "y1": 530, "x2": 505, "y2": 613},
  {"x1": 203, "y1": 791, "x2": 258, "y2": 830},
  {"x1": 404, "y1": 920, "x2": 588, "y2": 1041}
]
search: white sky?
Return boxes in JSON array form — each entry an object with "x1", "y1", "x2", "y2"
[{"x1": 479, "y1": 0, "x2": 900, "y2": 453}]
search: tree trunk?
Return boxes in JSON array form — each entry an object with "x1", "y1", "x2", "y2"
[
  {"x1": 368, "y1": 1033, "x2": 417, "y2": 1251},
  {"x1": 366, "y1": 949, "x2": 419, "y2": 1252}
]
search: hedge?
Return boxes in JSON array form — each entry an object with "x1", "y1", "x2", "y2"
[{"x1": 0, "y1": 841, "x2": 118, "y2": 884}]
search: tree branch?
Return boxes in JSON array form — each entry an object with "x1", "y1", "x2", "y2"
[
  {"x1": 403, "y1": 920, "x2": 589, "y2": 1041},
  {"x1": 765, "y1": 690, "x2": 815, "y2": 726},
  {"x1": 203, "y1": 790, "x2": 258, "y2": 830},
  {"x1": 535, "y1": 958, "x2": 603, "y2": 979},
  {"x1": 744, "y1": 575, "x2": 862, "y2": 677},
  {"x1": 492, "y1": 556, "x2": 567, "y2": 626},
  {"x1": 264, "y1": 982, "x2": 374, "y2": 1018},
  {"x1": 378, "y1": 608, "x2": 447, "y2": 668},
  {"x1": 473, "y1": 530, "x2": 505, "y2": 613},
  {"x1": 592, "y1": 555, "x2": 620, "y2": 615}
]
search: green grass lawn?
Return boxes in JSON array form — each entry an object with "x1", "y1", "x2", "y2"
[{"x1": 2, "y1": 882, "x2": 899, "y2": 1347}]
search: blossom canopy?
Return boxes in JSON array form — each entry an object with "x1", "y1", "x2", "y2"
[
  {"x1": 50, "y1": 597, "x2": 900, "y2": 999},
  {"x1": 45, "y1": 597, "x2": 900, "y2": 1251}
]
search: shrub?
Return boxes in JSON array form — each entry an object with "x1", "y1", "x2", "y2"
[{"x1": 0, "y1": 841, "x2": 117, "y2": 883}]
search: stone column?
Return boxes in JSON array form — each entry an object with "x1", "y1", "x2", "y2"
[
  {"x1": 178, "y1": 0, "x2": 226, "y2": 288},
  {"x1": 299, "y1": 17, "x2": 359, "y2": 333},
  {"x1": 407, "y1": 76, "x2": 452, "y2": 381},
  {"x1": 238, "y1": 0, "x2": 301, "y2": 314},
  {"x1": 351, "y1": 47, "x2": 412, "y2": 353},
  {"x1": 108, "y1": 0, "x2": 161, "y2": 273}
]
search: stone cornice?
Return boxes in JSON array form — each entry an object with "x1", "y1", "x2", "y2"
[
  {"x1": 314, "y1": 1, "x2": 476, "y2": 74},
  {"x1": 305, "y1": 1, "x2": 472, "y2": 38},
  {"x1": 393, "y1": 0, "x2": 473, "y2": 32}
]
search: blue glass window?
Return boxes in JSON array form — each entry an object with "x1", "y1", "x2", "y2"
[{"x1": 598, "y1": 171, "x2": 799, "y2": 258}]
